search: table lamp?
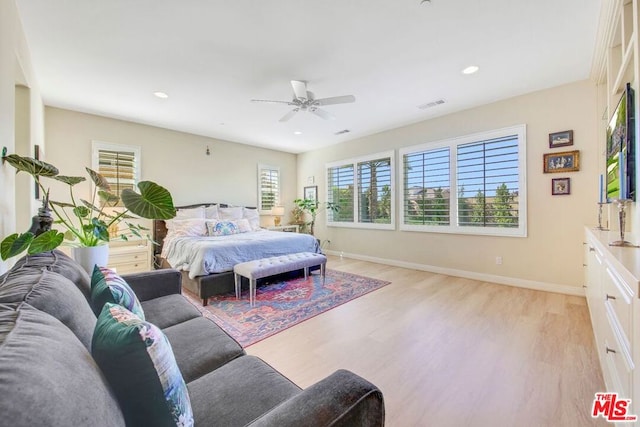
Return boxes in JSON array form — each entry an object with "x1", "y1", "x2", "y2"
[{"x1": 272, "y1": 206, "x2": 285, "y2": 227}]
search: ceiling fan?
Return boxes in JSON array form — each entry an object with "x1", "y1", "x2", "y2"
[{"x1": 251, "y1": 80, "x2": 355, "y2": 122}]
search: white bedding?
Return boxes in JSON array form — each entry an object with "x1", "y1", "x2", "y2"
[{"x1": 161, "y1": 229, "x2": 321, "y2": 278}]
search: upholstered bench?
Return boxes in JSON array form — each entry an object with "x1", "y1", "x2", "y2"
[{"x1": 233, "y1": 252, "x2": 327, "y2": 306}]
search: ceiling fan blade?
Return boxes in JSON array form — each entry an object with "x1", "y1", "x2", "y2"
[
  {"x1": 279, "y1": 108, "x2": 299, "y2": 122},
  {"x1": 311, "y1": 108, "x2": 335, "y2": 120},
  {"x1": 250, "y1": 99, "x2": 293, "y2": 105},
  {"x1": 291, "y1": 80, "x2": 308, "y2": 100},
  {"x1": 314, "y1": 95, "x2": 356, "y2": 106}
]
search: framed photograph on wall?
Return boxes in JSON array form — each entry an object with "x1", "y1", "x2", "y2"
[
  {"x1": 549, "y1": 130, "x2": 574, "y2": 148},
  {"x1": 304, "y1": 185, "x2": 318, "y2": 203},
  {"x1": 551, "y1": 178, "x2": 571, "y2": 195},
  {"x1": 543, "y1": 150, "x2": 580, "y2": 173}
]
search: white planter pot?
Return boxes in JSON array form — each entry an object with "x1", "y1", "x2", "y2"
[{"x1": 72, "y1": 245, "x2": 110, "y2": 274}]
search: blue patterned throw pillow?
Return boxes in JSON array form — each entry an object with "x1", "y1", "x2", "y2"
[
  {"x1": 90, "y1": 266, "x2": 145, "y2": 319},
  {"x1": 207, "y1": 220, "x2": 240, "y2": 236},
  {"x1": 92, "y1": 303, "x2": 194, "y2": 427}
]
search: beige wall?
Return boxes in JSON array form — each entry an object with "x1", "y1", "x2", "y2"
[
  {"x1": 0, "y1": 0, "x2": 45, "y2": 274},
  {"x1": 298, "y1": 80, "x2": 598, "y2": 292},
  {"x1": 44, "y1": 107, "x2": 297, "y2": 227}
]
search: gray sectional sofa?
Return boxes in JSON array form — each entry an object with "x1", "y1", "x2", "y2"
[{"x1": 0, "y1": 250, "x2": 384, "y2": 426}]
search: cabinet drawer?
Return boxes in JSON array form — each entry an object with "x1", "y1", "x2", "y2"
[
  {"x1": 109, "y1": 249, "x2": 148, "y2": 265},
  {"x1": 109, "y1": 259, "x2": 149, "y2": 274},
  {"x1": 603, "y1": 263, "x2": 633, "y2": 346},
  {"x1": 602, "y1": 309, "x2": 633, "y2": 398}
]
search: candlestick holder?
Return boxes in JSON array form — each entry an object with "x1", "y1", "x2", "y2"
[
  {"x1": 595, "y1": 202, "x2": 609, "y2": 231},
  {"x1": 609, "y1": 199, "x2": 639, "y2": 247}
]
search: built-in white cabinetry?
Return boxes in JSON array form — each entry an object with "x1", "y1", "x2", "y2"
[{"x1": 585, "y1": 227, "x2": 640, "y2": 417}]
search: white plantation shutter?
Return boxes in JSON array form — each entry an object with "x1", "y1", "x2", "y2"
[
  {"x1": 92, "y1": 141, "x2": 141, "y2": 206},
  {"x1": 400, "y1": 125, "x2": 526, "y2": 237},
  {"x1": 403, "y1": 147, "x2": 450, "y2": 226},
  {"x1": 258, "y1": 165, "x2": 280, "y2": 212},
  {"x1": 326, "y1": 151, "x2": 395, "y2": 229},
  {"x1": 327, "y1": 163, "x2": 355, "y2": 222}
]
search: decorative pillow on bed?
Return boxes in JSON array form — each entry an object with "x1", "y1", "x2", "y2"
[
  {"x1": 92, "y1": 303, "x2": 194, "y2": 427},
  {"x1": 91, "y1": 266, "x2": 145, "y2": 319},
  {"x1": 235, "y1": 218, "x2": 252, "y2": 233},
  {"x1": 206, "y1": 220, "x2": 240, "y2": 236},
  {"x1": 175, "y1": 206, "x2": 205, "y2": 219},
  {"x1": 243, "y1": 207, "x2": 261, "y2": 231},
  {"x1": 219, "y1": 206, "x2": 243, "y2": 220},
  {"x1": 165, "y1": 218, "x2": 208, "y2": 238},
  {"x1": 204, "y1": 204, "x2": 219, "y2": 219}
]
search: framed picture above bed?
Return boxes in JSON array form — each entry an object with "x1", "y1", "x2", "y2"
[{"x1": 304, "y1": 186, "x2": 318, "y2": 203}]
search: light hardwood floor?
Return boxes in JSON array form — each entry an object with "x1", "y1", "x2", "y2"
[{"x1": 247, "y1": 255, "x2": 608, "y2": 427}]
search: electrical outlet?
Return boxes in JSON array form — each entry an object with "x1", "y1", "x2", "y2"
[{"x1": 496, "y1": 256, "x2": 503, "y2": 265}]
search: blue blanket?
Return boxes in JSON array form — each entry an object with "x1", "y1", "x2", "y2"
[{"x1": 162, "y1": 230, "x2": 321, "y2": 278}]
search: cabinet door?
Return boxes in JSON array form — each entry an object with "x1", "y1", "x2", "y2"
[{"x1": 584, "y1": 238, "x2": 604, "y2": 343}]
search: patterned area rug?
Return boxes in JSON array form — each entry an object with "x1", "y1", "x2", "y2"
[{"x1": 182, "y1": 269, "x2": 390, "y2": 347}]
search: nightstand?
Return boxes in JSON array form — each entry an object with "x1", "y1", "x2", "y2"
[
  {"x1": 108, "y1": 239, "x2": 152, "y2": 274},
  {"x1": 268, "y1": 225, "x2": 299, "y2": 233}
]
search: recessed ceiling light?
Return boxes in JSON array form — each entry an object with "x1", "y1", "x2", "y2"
[
  {"x1": 153, "y1": 91, "x2": 169, "y2": 99},
  {"x1": 462, "y1": 65, "x2": 479, "y2": 75},
  {"x1": 293, "y1": 131, "x2": 303, "y2": 135}
]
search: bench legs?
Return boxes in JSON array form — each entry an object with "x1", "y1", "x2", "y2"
[{"x1": 235, "y1": 262, "x2": 327, "y2": 306}]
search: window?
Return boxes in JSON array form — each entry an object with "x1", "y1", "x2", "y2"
[
  {"x1": 258, "y1": 164, "x2": 280, "y2": 212},
  {"x1": 400, "y1": 125, "x2": 526, "y2": 237},
  {"x1": 92, "y1": 141, "x2": 141, "y2": 205},
  {"x1": 326, "y1": 151, "x2": 395, "y2": 229}
]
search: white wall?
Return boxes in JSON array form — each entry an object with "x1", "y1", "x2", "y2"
[
  {"x1": 0, "y1": 0, "x2": 45, "y2": 274},
  {"x1": 298, "y1": 80, "x2": 598, "y2": 292},
  {"x1": 44, "y1": 107, "x2": 297, "y2": 227}
]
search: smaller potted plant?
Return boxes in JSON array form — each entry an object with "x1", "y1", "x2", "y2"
[
  {"x1": 293, "y1": 198, "x2": 337, "y2": 236},
  {"x1": 1, "y1": 154, "x2": 176, "y2": 272}
]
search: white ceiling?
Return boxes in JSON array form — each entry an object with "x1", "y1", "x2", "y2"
[{"x1": 15, "y1": 0, "x2": 602, "y2": 154}]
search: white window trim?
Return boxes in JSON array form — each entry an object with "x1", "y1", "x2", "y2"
[
  {"x1": 326, "y1": 150, "x2": 396, "y2": 230},
  {"x1": 91, "y1": 140, "x2": 142, "y2": 190},
  {"x1": 399, "y1": 125, "x2": 527, "y2": 237},
  {"x1": 257, "y1": 164, "x2": 280, "y2": 214}
]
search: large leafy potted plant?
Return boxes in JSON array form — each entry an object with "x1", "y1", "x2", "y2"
[
  {"x1": 293, "y1": 198, "x2": 337, "y2": 236},
  {"x1": 1, "y1": 154, "x2": 176, "y2": 271}
]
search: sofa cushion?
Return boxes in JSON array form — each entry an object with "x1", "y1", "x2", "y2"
[
  {"x1": 2, "y1": 250, "x2": 92, "y2": 300},
  {"x1": 187, "y1": 355, "x2": 301, "y2": 426},
  {"x1": 0, "y1": 269, "x2": 96, "y2": 350},
  {"x1": 163, "y1": 316, "x2": 245, "y2": 382},
  {"x1": 92, "y1": 303, "x2": 193, "y2": 427},
  {"x1": 0, "y1": 303, "x2": 125, "y2": 427},
  {"x1": 140, "y1": 294, "x2": 200, "y2": 329},
  {"x1": 91, "y1": 266, "x2": 145, "y2": 319}
]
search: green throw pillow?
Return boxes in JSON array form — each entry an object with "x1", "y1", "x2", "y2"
[
  {"x1": 92, "y1": 303, "x2": 193, "y2": 427},
  {"x1": 90, "y1": 266, "x2": 145, "y2": 319}
]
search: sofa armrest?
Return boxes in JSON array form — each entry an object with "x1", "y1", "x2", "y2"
[
  {"x1": 121, "y1": 269, "x2": 182, "y2": 301},
  {"x1": 248, "y1": 370, "x2": 384, "y2": 427}
]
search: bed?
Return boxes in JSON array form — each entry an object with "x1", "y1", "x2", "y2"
[{"x1": 153, "y1": 203, "x2": 321, "y2": 305}]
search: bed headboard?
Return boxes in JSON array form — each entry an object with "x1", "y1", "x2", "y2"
[{"x1": 152, "y1": 203, "x2": 256, "y2": 262}]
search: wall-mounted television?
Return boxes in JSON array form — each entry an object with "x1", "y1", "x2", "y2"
[{"x1": 606, "y1": 82, "x2": 635, "y2": 201}]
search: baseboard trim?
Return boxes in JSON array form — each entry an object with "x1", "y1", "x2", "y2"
[{"x1": 325, "y1": 250, "x2": 585, "y2": 297}]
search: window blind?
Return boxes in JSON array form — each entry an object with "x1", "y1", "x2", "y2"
[
  {"x1": 358, "y1": 158, "x2": 392, "y2": 224},
  {"x1": 403, "y1": 147, "x2": 450, "y2": 226},
  {"x1": 259, "y1": 166, "x2": 280, "y2": 211},
  {"x1": 456, "y1": 135, "x2": 519, "y2": 228},
  {"x1": 97, "y1": 148, "x2": 137, "y2": 205},
  {"x1": 327, "y1": 164, "x2": 354, "y2": 222}
]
